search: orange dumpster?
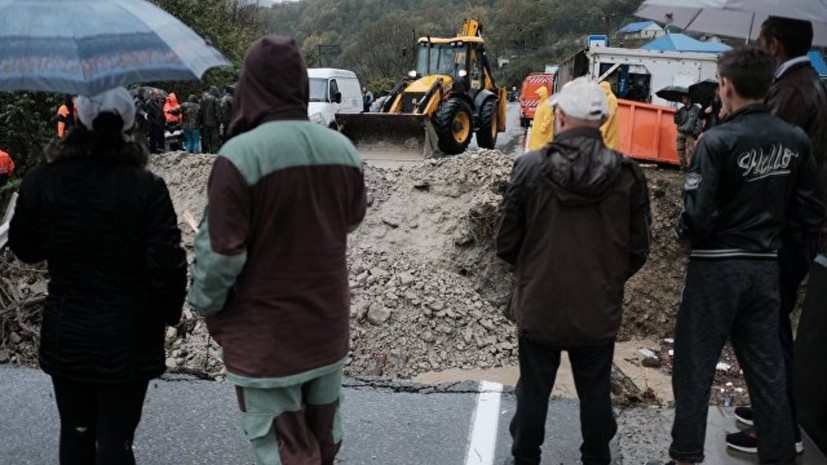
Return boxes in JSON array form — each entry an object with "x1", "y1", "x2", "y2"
[{"x1": 617, "y1": 98, "x2": 680, "y2": 166}]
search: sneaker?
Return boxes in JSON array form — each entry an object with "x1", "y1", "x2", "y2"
[
  {"x1": 734, "y1": 406, "x2": 753, "y2": 426},
  {"x1": 726, "y1": 427, "x2": 804, "y2": 454}
]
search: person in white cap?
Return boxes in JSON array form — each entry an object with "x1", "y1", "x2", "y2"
[
  {"x1": 496, "y1": 76, "x2": 651, "y2": 465},
  {"x1": 9, "y1": 87, "x2": 187, "y2": 465}
]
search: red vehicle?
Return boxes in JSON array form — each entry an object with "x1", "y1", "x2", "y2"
[{"x1": 519, "y1": 72, "x2": 554, "y2": 128}]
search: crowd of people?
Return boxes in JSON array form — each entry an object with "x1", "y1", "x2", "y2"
[
  {"x1": 505, "y1": 16, "x2": 825, "y2": 465},
  {"x1": 52, "y1": 85, "x2": 235, "y2": 156},
  {"x1": 2, "y1": 14, "x2": 826, "y2": 465}
]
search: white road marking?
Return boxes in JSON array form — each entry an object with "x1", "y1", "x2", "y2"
[{"x1": 464, "y1": 380, "x2": 504, "y2": 465}]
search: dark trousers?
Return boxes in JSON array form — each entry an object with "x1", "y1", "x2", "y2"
[
  {"x1": 510, "y1": 337, "x2": 617, "y2": 465},
  {"x1": 52, "y1": 376, "x2": 149, "y2": 465},
  {"x1": 149, "y1": 124, "x2": 165, "y2": 153},
  {"x1": 670, "y1": 259, "x2": 795, "y2": 465},
  {"x1": 202, "y1": 126, "x2": 220, "y2": 154},
  {"x1": 0, "y1": 174, "x2": 8, "y2": 188},
  {"x1": 777, "y1": 232, "x2": 819, "y2": 439}
]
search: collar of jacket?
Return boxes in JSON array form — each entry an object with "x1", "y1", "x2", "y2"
[
  {"x1": 774, "y1": 56, "x2": 811, "y2": 80},
  {"x1": 722, "y1": 103, "x2": 769, "y2": 123},
  {"x1": 553, "y1": 126, "x2": 603, "y2": 143}
]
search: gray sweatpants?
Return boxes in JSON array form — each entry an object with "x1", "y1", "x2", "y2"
[{"x1": 669, "y1": 258, "x2": 796, "y2": 465}]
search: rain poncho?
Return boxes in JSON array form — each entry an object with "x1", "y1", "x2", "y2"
[
  {"x1": 527, "y1": 87, "x2": 554, "y2": 151},
  {"x1": 599, "y1": 82, "x2": 620, "y2": 151}
]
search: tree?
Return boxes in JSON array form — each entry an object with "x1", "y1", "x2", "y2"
[{"x1": 340, "y1": 18, "x2": 420, "y2": 85}]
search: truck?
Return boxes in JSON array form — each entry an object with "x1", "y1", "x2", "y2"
[
  {"x1": 518, "y1": 72, "x2": 555, "y2": 128},
  {"x1": 557, "y1": 46, "x2": 720, "y2": 165}
]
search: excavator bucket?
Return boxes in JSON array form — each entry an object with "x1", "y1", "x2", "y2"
[{"x1": 337, "y1": 113, "x2": 441, "y2": 162}]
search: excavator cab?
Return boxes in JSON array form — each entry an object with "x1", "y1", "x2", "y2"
[{"x1": 338, "y1": 19, "x2": 507, "y2": 159}]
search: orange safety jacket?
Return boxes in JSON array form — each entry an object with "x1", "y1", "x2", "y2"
[
  {"x1": 164, "y1": 93, "x2": 182, "y2": 124},
  {"x1": 57, "y1": 104, "x2": 77, "y2": 139},
  {"x1": 0, "y1": 149, "x2": 14, "y2": 176}
]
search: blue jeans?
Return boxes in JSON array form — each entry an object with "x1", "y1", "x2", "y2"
[{"x1": 183, "y1": 128, "x2": 201, "y2": 153}]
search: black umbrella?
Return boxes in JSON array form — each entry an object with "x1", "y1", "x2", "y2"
[
  {"x1": 655, "y1": 86, "x2": 689, "y2": 103},
  {"x1": 688, "y1": 79, "x2": 718, "y2": 108}
]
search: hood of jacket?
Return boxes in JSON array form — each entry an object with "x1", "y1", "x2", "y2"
[
  {"x1": 599, "y1": 81, "x2": 613, "y2": 97},
  {"x1": 541, "y1": 127, "x2": 622, "y2": 205},
  {"x1": 535, "y1": 86, "x2": 548, "y2": 101},
  {"x1": 165, "y1": 93, "x2": 179, "y2": 107},
  {"x1": 226, "y1": 35, "x2": 308, "y2": 139}
]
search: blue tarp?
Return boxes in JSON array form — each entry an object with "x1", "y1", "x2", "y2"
[
  {"x1": 617, "y1": 21, "x2": 658, "y2": 35},
  {"x1": 641, "y1": 33, "x2": 731, "y2": 54},
  {"x1": 808, "y1": 50, "x2": 827, "y2": 77}
]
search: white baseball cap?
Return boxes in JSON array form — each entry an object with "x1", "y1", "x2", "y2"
[
  {"x1": 550, "y1": 76, "x2": 609, "y2": 121},
  {"x1": 76, "y1": 87, "x2": 136, "y2": 133}
]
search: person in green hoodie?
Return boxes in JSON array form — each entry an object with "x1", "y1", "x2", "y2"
[{"x1": 188, "y1": 36, "x2": 366, "y2": 465}]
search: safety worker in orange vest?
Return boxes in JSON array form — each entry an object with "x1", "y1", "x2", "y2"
[
  {"x1": 527, "y1": 86, "x2": 554, "y2": 151},
  {"x1": 0, "y1": 148, "x2": 14, "y2": 188},
  {"x1": 57, "y1": 95, "x2": 77, "y2": 140},
  {"x1": 599, "y1": 81, "x2": 620, "y2": 151},
  {"x1": 164, "y1": 93, "x2": 182, "y2": 129}
]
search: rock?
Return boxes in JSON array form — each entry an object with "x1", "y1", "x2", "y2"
[
  {"x1": 165, "y1": 358, "x2": 177, "y2": 369},
  {"x1": 370, "y1": 267, "x2": 389, "y2": 279},
  {"x1": 426, "y1": 301, "x2": 444, "y2": 311},
  {"x1": 641, "y1": 357, "x2": 662, "y2": 368},
  {"x1": 0, "y1": 350, "x2": 9, "y2": 364},
  {"x1": 9, "y1": 332, "x2": 22, "y2": 345},
  {"x1": 639, "y1": 348, "x2": 658, "y2": 359},
  {"x1": 421, "y1": 331, "x2": 435, "y2": 343},
  {"x1": 382, "y1": 216, "x2": 401, "y2": 228},
  {"x1": 367, "y1": 306, "x2": 392, "y2": 326},
  {"x1": 398, "y1": 272, "x2": 415, "y2": 286}
]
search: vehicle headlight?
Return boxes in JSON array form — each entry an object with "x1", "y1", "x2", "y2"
[
  {"x1": 408, "y1": 70, "x2": 418, "y2": 78},
  {"x1": 458, "y1": 69, "x2": 468, "y2": 77}
]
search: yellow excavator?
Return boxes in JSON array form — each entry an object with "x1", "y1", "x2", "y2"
[{"x1": 338, "y1": 19, "x2": 507, "y2": 158}]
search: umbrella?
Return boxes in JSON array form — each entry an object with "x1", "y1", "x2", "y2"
[
  {"x1": 688, "y1": 78, "x2": 718, "y2": 107},
  {"x1": 655, "y1": 85, "x2": 690, "y2": 103},
  {"x1": 0, "y1": 0, "x2": 231, "y2": 96},
  {"x1": 635, "y1": 0, "x2": 827, "y2": 47}
]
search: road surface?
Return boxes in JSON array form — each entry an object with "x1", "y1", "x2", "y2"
[{"x1": 2, "y1": 366, "x2": 823, "y2": 465}]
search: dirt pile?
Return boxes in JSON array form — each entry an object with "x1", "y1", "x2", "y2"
[{"x1": 0, "y1": 150, "x2": 688, "y2": 383}]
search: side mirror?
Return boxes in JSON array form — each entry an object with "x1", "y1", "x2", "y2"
[{"x1": 333, "y1": 92, "x2": 342, "y2": 104}]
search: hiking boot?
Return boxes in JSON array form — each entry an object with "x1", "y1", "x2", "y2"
[
  {"x1": 734, "y1": 406, "x2": 753, "y2": 426},
  {"x1": 726, "y1": 427, "x2": 804, "y2": 454},
  {"x1": 642, "y1": 460, "x2": 677, "y2": 465}
]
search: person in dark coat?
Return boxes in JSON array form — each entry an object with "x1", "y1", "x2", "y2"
[
  {"x1": 496, "y1": 77, "x2": 651, "y2": 465},
  {"x1": 133, "y1": 88, "x2": 151, "y2": 148},
  {"x1": 146, "y1": 90, "x2": 166, "y2": 154},
  {"x1": 9, "y1": 87, "x2": 187, "y2": 465},
  {"x1": 188, "y1": 36, "x2": 366, "y2": 465},
  {"x1": 646, "y1": 46, "x2": 823, "y2": 465},
  {"x1": 724, "y1": 16, "x2": 827, "y2": 455},
  {"x1": 200, "y1": 86, "x2": 222, "y2": 153}
]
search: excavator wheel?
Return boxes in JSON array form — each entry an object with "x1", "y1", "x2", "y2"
[
  {"x1": 475, "y1": 98, "x2": 498, "y2": 149},
  {"x1": 434, "y1": 98, "x2": 473, "y2": 155}
]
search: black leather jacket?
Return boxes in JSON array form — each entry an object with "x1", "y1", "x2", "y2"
[{"x1": 676, "y1": 104, "x2": 824, "y2": 258}]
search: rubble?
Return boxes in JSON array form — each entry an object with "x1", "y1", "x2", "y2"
[{"x1": 0, "y1": 149, "x2": 690, "y2": 387}]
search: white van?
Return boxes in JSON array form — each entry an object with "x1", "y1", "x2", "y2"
[{"x1": 307, "y1": 68, "x2": 363, "y2": 130}]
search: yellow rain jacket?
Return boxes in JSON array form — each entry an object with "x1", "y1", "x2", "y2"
[
  {"x1": 600, "y1": 81, "x2": 620, "y2": 151},
  {"x1": 527, "y1": 87, "x2": 553, "y2": 151}
]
